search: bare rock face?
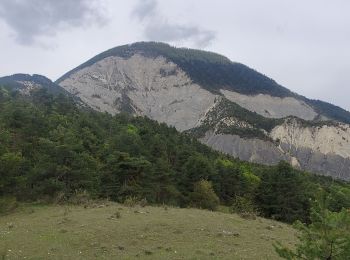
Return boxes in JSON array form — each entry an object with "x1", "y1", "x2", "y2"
[
  {"x1": 58, "y1": 52, "x2": 350, "y2": 180},
  {"x1": 200, "y1": 131, "x2": 289, "y2": 165},
  {"x1": 270, "y1": 119, "x2": 350, "y2": 180},
  {"x1": 199, "y1": 123, "x2": 350, "y2": 180},
  {"x1": 221, "y1": 89, "x2": 317, "y2": 120},
  {"x1": 59, "y1": 54, "x2": 217, "y2": 131},
  {"x1": 15, "y1": 81, "x2": 42, "y2": 95},
  {"x1": 271, "y1": 119, "x2": 350, "y2": 159}
]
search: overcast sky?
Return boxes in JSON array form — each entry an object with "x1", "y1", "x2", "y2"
[{"x1": 0, "y1": 0, "x2": 349, "y2": 110}]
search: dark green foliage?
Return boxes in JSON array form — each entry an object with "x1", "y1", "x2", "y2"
[
  {"x1": 275, "y1": 191, "x2": 350, "y2": 259},
  {"x1": 326, "y1": 185, "x2": 350, "y2": 212},
  {"x1": 230, "y1": 196, "x2": 256, "y2": 215},
  {"x1": 256, "y1": 161, "x2": 312, "y2": 223},
  {"x1": 189, "y1": 180, "x2": 220, "y2": 210},
  {"x1": 0, "y1": 152, "x2": 27, "y2": 197},
  {"x1": 0, "y1": 87, "x2": 349, "y2": 224},
  {"x1": 181, "y1": 154, "x2": 216, "y2": 191},
  {"x1": 0, "y1": 87, "x2": 223, "y2": 205},
  {"x1": 306, "y1": 98, "x2": 350, "y2": 124},
  {"x1": 99, "y1": 151, "x2": 151, "y2": 201},
  {"x1": 213, "y1": 159, "x2": 242, "y2": 204}
]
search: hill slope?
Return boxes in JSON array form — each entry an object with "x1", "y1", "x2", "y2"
[
  {"x1": 56, "y1": 42, "x2": 350, "y2": 180},
  {"x1": 2, "y1": 86, "x2": 350, "y2": 225},
  {"x1": 0, "y1": 74, "x2": 69, "y2": 96},
  {"x1": 0, "y1": 203, "x2": 296, "y2": 259}
]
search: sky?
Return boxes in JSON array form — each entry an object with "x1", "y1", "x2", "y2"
[{"x1": 0, "y1": 0, "x2": 349, "y2": 110}]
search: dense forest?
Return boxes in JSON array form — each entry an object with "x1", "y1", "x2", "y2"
[{"x1": 1, "y1": 86, "x2": 350, "y2": 224}]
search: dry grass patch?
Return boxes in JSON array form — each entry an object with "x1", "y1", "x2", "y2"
[{"x1": 0, "y1": 203, "x2": 296, "y2": 259}]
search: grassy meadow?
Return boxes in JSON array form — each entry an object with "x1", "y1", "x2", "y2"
[{"x1": 0, "y1": 203, "x2": 296, "y2": 259}]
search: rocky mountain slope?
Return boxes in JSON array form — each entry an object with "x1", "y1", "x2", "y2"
[
  {"x1": 55, "y1": 42, "x2": 350, "y2": 180},
  {"x1": 0, "y1": 74, "x2": 69, "y2": 96}
]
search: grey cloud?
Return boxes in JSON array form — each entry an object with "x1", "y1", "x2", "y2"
[
  {"x1": 0, "y1": 0, "x2": 107, "y2": 45},
  {"x1": 131, "y1": 0, "x2": 157, "y2": 22},
  {"x1": 145, "y1": 21, "x2": 216, "y2": 48},
  {"x1": 132, "y1": 0, "x2": 215, "y2": 48}
]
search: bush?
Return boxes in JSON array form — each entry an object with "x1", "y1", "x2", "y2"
[
  {"x1": 230, "y1": 196, "x2": 257, "y2": 220},
  {"x1": 231, "y1": 196, "x2": 255, "y2": 213},
  {"x1": 123, "y1": 196, "x2": 148, "y2": 207},
  {"x1": 68, "y1": 190, "x2": 91, "y2": 205},
  {"x1": 190, "y1": 180, "x2": 220, "y2": 210}
]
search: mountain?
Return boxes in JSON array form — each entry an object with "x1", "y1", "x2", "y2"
[
  {"x1": 56, "y1": 42, "x2": 350, "y2": 180},
  {"x1": 0, "y1": 73, "x2": 69, "y2": 96}
]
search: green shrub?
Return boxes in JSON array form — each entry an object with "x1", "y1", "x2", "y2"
[
  {"x1": 123, "y1": 196, "x2": 148, "y2": 207},
  {"x1": 231, "y1": 196, "x2": 255, "y2": 214},
  {"x1": 68, "y1": 190, "x2": 91, "y2": 205},
  {"x1": 123, "y1": 196, "x2": 140, "y2": 207},
  {"x1": 230, "y1": 196, "x2": 257, "y2": 219},
  {"x1": 190, "y1": 180, "x2": 220, "y2": 210}
]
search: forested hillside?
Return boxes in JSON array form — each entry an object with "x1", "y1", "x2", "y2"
[{"x1": 1, "y1": 87, "x2": 350, "y2": 224}]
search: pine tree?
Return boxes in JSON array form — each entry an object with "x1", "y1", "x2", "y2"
[{"x1": 275, "y1": 192, "x2": 350, "y2": 259}]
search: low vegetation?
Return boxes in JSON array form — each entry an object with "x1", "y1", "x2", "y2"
[{"x1": 0, "y1": 203, "x2": 297, "y2": 259}]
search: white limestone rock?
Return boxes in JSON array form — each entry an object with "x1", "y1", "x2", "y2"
[
  {"x1": 59, "y1": 54, "x2": 217, "y2": 131},
  {"x1": 270, "y1": 119, "x2": 350, "y2": 159},
  {"x1": 221, "y1": 89, "x2": 317, "y2": 120}
]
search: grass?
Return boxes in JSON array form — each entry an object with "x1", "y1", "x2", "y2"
[{"x1": 0, "y1": 203, "x2": 296, "y2": 259}]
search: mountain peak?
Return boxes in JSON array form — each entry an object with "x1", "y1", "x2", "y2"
[{"x1": 56, "y1": 41, "x2": 292, "y2": 98}]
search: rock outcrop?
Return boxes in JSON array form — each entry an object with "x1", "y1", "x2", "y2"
[
  {"x1": 59, "y1": 54, "x2": 216, "y2": 131},
  {"x1": 56, "y1": 42, "x2": 350, "y2": 180}
]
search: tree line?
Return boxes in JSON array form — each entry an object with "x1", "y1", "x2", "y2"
[{"x1": 1, "y1": 87, "x2": 350, "y2": 224}]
